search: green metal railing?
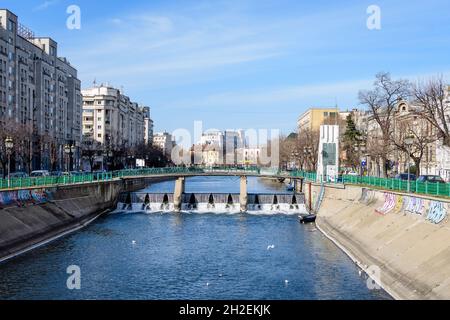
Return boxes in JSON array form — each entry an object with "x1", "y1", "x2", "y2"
[
  {"x1": 0, "y1": 166, "x2": 265, "y2": 191},
  {"x1": 290, "y1": 171, "x2": 450, "y2": 198}
]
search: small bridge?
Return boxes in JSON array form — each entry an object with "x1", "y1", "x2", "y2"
[{"x1": 0, "y1": 167, "x2": 304, "y2": 191}]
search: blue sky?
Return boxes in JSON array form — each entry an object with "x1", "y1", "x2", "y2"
[{"x1": 3, "y1": 0, "x2": 450, "y2": 135}]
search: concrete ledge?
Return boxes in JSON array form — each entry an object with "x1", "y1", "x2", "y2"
[{"x1": 316, "y1": 184, "x2": 450, "y2": 300}]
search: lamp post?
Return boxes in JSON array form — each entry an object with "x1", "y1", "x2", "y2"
[
  {"x1": 64, "y1": 142, "x2": 76, "y2": 172},
  {"x1": 5, "y1": 137, "x2": 14, "y2": 188},
  {"x1": 404, "y1": 135, "x2": 415, "y2": 193}
]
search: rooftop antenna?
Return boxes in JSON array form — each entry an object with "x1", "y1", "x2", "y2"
[{"x1": 93, "y1": 78, "x2": 97, "y2": 87}]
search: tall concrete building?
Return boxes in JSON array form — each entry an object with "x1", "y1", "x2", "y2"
[
  {"x1": 143, "y1": 106, "x2": 154, "y2": 146},
  {"x1": 81, "y1": 85, "x2": 148, "y2": 149},
  {"x1": 0, "y1": 9, "x2": 82, "y2": 171}
]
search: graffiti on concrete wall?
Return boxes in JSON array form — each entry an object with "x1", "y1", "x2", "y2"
[
  {"x1": 427, "y1": 201, "x2": 447, "y2": 224},
  {"x1": 360, "y1": 188, "x2": 376, "y2": 205},
  {"x1": 393, "y1": 195, "x2": 405, "y2": 213},
  {"x1": 376, "y1": 193, "x2": 396, "y2": 215},
  {"x1": 405, "y1": 197, "x2": 425, "y2": 216},
  {"x1": 371, "y1": 191, "x2": 448, "y2": 224},
  {"x1": 0, "y1": 188, "x2": 54, "y2": 207}
]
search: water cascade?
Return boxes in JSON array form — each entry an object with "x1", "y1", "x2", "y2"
[{"x1": 116, "y1": 192, "x2": 307, "y2": 214}]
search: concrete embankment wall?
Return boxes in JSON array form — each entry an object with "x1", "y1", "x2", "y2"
[
  {"x1": 0, "y1": 177, "x2": 166, "y2": 262},
  {"x1": 315, "y1": 184, "x2": 450, "y2": 300}
]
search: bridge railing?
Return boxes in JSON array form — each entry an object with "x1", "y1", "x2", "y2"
[
  {"x1": 291, "y1": 170, "x2": 450, "y2": 198},
  {"x1": 0, "y1": 166, "x2": 294, "y2": 191}
]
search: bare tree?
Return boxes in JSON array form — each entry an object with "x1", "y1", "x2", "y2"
[
  {"x1": 359, "y1": 72, "x2": 411, "y2": 177},
  {"x1": 15, "y1": 123, "x2": 34, "y2": 173},
  {"x1": 413, "y1": 77, "x2": 450, "y2": 147},
  {"x1": 391, "y1": 120, "x2": 437, "y2": 177},
  {"x1": 81, "y1": 136, "x2": 101, "y2": 172},
  {"x1": 299, "y1": 129, "x2": 320, "y2": 171}
]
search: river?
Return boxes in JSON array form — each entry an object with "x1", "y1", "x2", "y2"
[{"x1": 0, "y1": 177, "x2": 391, "y2": 300}]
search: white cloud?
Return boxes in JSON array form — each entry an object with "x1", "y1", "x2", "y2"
[{"x1": 34, "y1": 0, "x2": 59, "y2": 11}]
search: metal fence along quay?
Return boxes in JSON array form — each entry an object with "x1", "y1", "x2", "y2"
[
  {"x1": 2, "y1": 167, "x2": 450, "y2": 199},
  {"x1": 0, "y1": 167, "x2": 261, "y2": 190},
  {"x1": 291, "y1": 171, "x2": 450, "y2": 198}
]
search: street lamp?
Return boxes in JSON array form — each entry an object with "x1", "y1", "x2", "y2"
[
  {"x1": 5, "y1": 137, "x2": 14, "y2": 188},
  {"x1": 404, "y1": 135, "x2": 415, "y2": 193},
  {"x1": 64, "y1": 143, "x2": 76, "y2": 172}
]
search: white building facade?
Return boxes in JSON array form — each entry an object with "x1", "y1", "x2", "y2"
[
  {"x1": 153, "y1": 132, "x2": 174, "y2": 157},
  {"x1": 0, "y1": 9, "x2": 82, "y2": 171},
  {"x1": 82, "y1": 85, "x2": 148, "y2": 149}
]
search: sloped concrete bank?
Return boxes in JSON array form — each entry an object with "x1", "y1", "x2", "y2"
[
  {"x1": 0, "y1": 177, "x2": 168, "y2": 263},
  {"x1": 314, "y1": 184, "x2": 450, "y2": 300}
]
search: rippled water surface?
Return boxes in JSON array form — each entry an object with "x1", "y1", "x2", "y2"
[{"x1": 0, "y1": 177, "x2": 391, "y2": 300}]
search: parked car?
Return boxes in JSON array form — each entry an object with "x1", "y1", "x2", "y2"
[
  {"x1": 417, "y1": 175, "x2": 446, "y2": 184},
  {"x1": 30, "y1": 170, "x2": 50, "y2": 177},
  {"x1": 9, "y1": 172, "x2": 29, "y2": 178},
  {"x1": 395, "y1": 173, "x2": 416, "y2": 181}
]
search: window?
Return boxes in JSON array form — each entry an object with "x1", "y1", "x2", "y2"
[{"x1": 7, "y1": 19, "x2": 15, "y2": 32}]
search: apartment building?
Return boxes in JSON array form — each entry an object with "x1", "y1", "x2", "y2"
[
  {"x1": 153, "y1": 132, "x2": 174, "y2": 157},
  {"x1": 297, "y1": 107, "x2": 347, "y2": 133},
  {"x1": 81, "y1": 85, "x2": 148, "y2": 149},
  {"x1": 142, "y1": 106, "x2": 154, "y2": 146},
  {"x1": 0, "y1": 9, "x2": 82, "y2": 171}
]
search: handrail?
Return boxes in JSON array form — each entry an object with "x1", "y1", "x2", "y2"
[
  {"x1": 291, "y1": 170, "x2": 450, "y2": 198},
  {"x1": 0, "y1": 167, "x2": 284, "y2": 191}
]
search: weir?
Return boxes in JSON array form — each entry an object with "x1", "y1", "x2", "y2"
[{"x1": 117, "y1": 192, "x2": 307, "y2": 214}]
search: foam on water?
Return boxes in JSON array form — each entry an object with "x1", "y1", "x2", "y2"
[{"x1": 114, "y1": 202, "x2": 307, "y2": 216}]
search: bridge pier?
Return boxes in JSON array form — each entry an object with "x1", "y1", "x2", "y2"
[
  {"x1": 174, "y1": 177, "x2": 185, "y2": 212},
  {"x1": 240, "y1": 176, "x2": 248, "y2": 212}
]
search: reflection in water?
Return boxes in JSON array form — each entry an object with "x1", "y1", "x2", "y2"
[{"x1": 0, "y1": 177, "x2": 391, "y2": 300}]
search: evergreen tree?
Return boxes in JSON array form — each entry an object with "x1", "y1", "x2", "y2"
[{"x1": 342, "y1": 114, "x2": 363, "y2": 169}]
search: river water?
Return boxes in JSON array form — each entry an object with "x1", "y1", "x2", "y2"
[{"x1": 0, "y1": 177, "x2": 391, "y2": 300}]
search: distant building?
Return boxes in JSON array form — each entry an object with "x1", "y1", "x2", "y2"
[
  {"x1": 202, "y1": 145, "x2": 222, "y2": 166},
  {"x1": 436, "y1": 85, "x2": 450, "y2": 180},
  {"x1": 297, "y1": 107, "x2": 347, "y2": 133},
  {"x1": 153, "y1": 132, "x2": 174, "y2": 157},
  {"x1": 142, "y1": 106, "x2": 154, "y2": 146},
  {"x1": 237, "y1": 148, "x2": 260, "y2": 166},
  {"x1": 200, "y1": 130, "x2": 224, "y2": 149}
]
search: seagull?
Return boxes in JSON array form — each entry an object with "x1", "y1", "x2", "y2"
[
  {"x1": 132, "y1": 240, "x2": 137, "y2": 245},
  {"x1": 285, "y1": 280, "x2": 289, "y2": 285},
  {"x1": 267, "y1": 245, "x2": 275, "y2": 250},
  {"x1": 206, "y1": 282, "x2": 210, "y2": 287}
]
